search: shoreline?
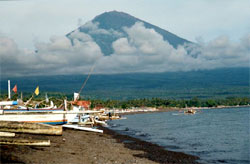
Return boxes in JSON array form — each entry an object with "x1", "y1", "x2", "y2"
[
  {"x1": 0, "y1": 106, "x2": 248, "y2": 163},
  {"x1": 101, "y1": 127, "x2": 200, "y2": 163},
  {"x1": 0, "y1": 127, "x2": 199, "y2": 164},
  {"x1": 111, "y1": 105, "x2": 250, "y2": 116}
]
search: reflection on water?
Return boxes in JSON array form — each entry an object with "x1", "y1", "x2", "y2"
[{"x1": 109, "y1": 107, "x2": 250, "y2": 164}]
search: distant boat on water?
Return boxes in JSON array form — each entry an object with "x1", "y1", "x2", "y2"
[{"x1": 184, "y1": 109, "x2": 196, "y2": 114}]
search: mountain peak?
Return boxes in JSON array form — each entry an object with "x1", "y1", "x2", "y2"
[
  {"x1": 93, "y1": 10, "x2": 141, "y2": 31},
  {"x1": 69, "y1": 11, "x2": 191, "y2": 56},
  {"x1": 95, "y1": 10, "x2": 133, "y2": 19}
]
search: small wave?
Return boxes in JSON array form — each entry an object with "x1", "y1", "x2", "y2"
[
  {"x1": 172, "y1": 113, "x2": 184, "y2": 116},
  {"x1": 160, "y1": 136, "x2": 176, "y2": 141},
  {"x1": 109, "y1": 123, "x2": 122, "y2": 128},
  {"x1": 164, "y1": 145, "x2": 180, "y2": 150},
  {"x1": 135, "y1": 132, "x2": 149, "y2": 137}
]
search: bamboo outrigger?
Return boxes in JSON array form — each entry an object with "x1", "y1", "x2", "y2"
[
  {"x1": 0, "y1": 138, "x2": 50, "y2": 146},
  {"x1": 0, "y1": 121, "x2": 62, "y2": 135},
  {"x1": 0, "y1": 132, "x2": 15, "y2": 137}
]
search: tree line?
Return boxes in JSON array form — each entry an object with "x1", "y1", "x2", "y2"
[
  {"x1": 1, "y1": 93, "x2": 249, "y2": 109},
  {"x1": 90, "y1": 97, "x2": 250, "y2": 109}
]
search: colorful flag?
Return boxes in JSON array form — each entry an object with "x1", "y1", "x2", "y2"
[
  {"x1": 12, "y1": 84, "x2": 17, "y2": 93},
  {"x1": 34, "y1": 86, "x2": 39, "y2": 96}
]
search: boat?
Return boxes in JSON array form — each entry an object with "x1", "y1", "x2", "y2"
[
  {"x1": 184, "y1": 109, "x2": 196, "y2": 114},
  {"x1": 3, "y1": 101, "x2": 64, "y2": 113},
  {"x1": 0, "y1": 80, "x2": 106, "y2": 134},
  {"x1": 0, "y1": 104, "x2": 104, "y2": 125},
  {"x1": 0, "y1": 105, "x2": 80, "y2": 125}
]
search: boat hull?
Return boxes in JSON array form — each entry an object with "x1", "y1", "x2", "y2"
[
  {"x1": 3, "y1": 108, "x2": 64, "y2": 113},
  {"x1": 0, "y1": 107, "x2": 79, "y2": 125},
  {"x1": 0, "y1": 113, "x2": 74, "y2": 125}
]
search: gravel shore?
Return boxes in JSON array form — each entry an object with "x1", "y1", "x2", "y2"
[{"x1": 0, "y1": 126, "x2": 199, "y2": 164}]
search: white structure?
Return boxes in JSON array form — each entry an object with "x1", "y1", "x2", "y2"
[
  {"x1": 74, "y1": 92, "x2": 79, "y2": 101},
  {"x1": 8, "y1": 80, "x2": 11, "y2": 99}
]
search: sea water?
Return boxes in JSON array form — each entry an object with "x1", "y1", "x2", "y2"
[{"x1": 108, "y1": 107, "x2": 250, "y2": 164}]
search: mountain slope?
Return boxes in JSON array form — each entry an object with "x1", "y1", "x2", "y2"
[
  {"x1": 68, "y1": 11, "x2": 191, "y2": 56},
  {"x1": 1, "y1": 68, "x2": 249, "y2": 99}
]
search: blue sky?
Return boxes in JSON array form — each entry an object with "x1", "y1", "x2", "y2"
[{"x1": 1, "y1": 0, "x2": 250, "y2": 49}]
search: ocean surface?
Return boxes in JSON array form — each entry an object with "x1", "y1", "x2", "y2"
[{"x1": 108, "y1": 107, "x2": 250, "y2": 164}]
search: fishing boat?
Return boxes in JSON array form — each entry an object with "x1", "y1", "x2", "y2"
[
  {"x1": 0, "y1": 81, "x2": 106, "y2": 133},
  {"x1": 4, "y1": 107, "x2": 64, "y2": 112},
  {"x1": 3, "y1": 100, "x2": 63, "y2": 112},
  {"x1": 0, "y1": 105, "x2": 79, "y2": 125},
  {"x1": 0, "y1": 104, "x2": 104, "y2": 125},
  {"x1": 184, "y1": 109, "x2": 196, "y2": 114}
]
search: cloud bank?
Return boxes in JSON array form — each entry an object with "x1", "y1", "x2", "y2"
[{"x1": 0, "y1": 22, "x2": 249, "y2": 77}]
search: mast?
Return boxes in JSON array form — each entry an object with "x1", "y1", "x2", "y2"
[
  {"x1": 21, "y1": 92, "x2": 23, "y2": 100},
  {"x1": 76, "y1": 64, "x2": 96, "y2": 101}
]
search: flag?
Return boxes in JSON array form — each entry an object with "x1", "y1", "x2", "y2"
[
  {"x1": 45, "y1": 93, "x2": 49, "y2": 103},
  {"x1": 12, "y1": 84, "x2": 17, "y2": 93},
  {"x1": 74, "y1": 92, "x2": 79, "y2": 101},
  {"x1": 34, "y1": 86, "x2": 39, "y2": 96}
]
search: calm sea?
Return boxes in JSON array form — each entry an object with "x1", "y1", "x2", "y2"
[{"x1": 108, "y1": 107, "x2": 250, "y2": 164}]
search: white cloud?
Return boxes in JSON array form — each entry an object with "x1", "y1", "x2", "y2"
[
  {"x1": 112, "y1": 38, "x2": 136, "y2": 55},
  {"x1": 0, "y1": 31, "x2": 103, "y2": 77},
  {"x1": 0, "y1": 22, "x2": 249, "y2": 77},
  {"x1": 95, "y1": 22, "x2": 249, "y2": 73},
  {"x1": 80, "y1": 21, "x2": 123, "y2": 37}
]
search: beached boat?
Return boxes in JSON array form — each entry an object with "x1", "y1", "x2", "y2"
[
  {"x1": 0, "y1": 81, "x2": 105, "y2": 134},
  {"x1": 0, "y1": 100, "x2": 104, "y2": 125},
  {"x1": 0, "y1": 106, "x2": 80, "y2": 125}
]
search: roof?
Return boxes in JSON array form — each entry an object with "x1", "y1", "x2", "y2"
[{"x1": 73, "y1": 100, "x2": 91, "y2": 108}]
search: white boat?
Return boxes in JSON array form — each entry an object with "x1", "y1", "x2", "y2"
[
  {"x1": 0, "y1": 106, "x2": 80, "y2": 125},
  {"x1": 0, "y1": 80, "x2": 104, "y2": 133}
]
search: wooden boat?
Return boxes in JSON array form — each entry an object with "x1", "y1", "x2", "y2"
[
  {"x1": 2, "y1": 100, "x2": 62, "y2": 112},
  {"x1": 0, "y1": 104, "x2": 104, "y2": 125},
  {"x1": 0, "y1": 106, "x2": 80, "y2": 125},
  {"x1": 3, "y1": 107, "x2": 64, "y2": 113},
  {"x1": 0, "y1": 81, "x2": 105, "y2": 134},
  {"x1": 184, "y1": 109, "x2": 196, "y2": 114}
]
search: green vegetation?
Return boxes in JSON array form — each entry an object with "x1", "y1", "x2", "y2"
[
  {"x1": 89, "y1": 97, "x2": 250, "y2": 109},
  {"x1": 1, "y1": 92, "x2": 249, "y2": 109}
]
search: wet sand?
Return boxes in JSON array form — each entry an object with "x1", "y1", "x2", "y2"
[{"x1": 0, "y1": 127, "x2": 199, "y2": 164}]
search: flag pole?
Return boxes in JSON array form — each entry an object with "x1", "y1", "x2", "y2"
[{"x1": 8, "y1": 80, "x2": 11, "y2": 100}]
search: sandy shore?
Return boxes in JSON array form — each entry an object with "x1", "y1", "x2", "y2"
[
  {"x1": 0, "y1": 127, "x2": 199, "y2": 164},
  {"x1": 0, "y1": 105, "x2": 247, "y2": 163}
]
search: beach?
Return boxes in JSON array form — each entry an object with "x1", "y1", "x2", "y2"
[
  {"x1": 1, "y1": 106, "x2": 249, "y2": 164},
  {"x1": 0, "y1": 127, "x2": 199, "y2": 164}
]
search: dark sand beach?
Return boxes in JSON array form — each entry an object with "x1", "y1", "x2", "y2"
[
  {"x1": 1, "y1": 106, "x2": 247, "y2": 164},
  {"x1": 0, "y1": 126, "x2": 199, "y2": 164}
]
